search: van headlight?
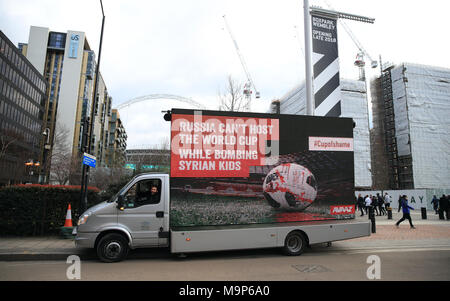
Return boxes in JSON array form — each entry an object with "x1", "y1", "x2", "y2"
[{"x1": 77, "y1": 213, "x2": 91, "y2": 226}]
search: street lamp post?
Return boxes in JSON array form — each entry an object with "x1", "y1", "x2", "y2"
[
  {"x1": 80, "y1": 0, "x2": 105, "y2": 213},
  {"x1": 25, "y1": 160, "x2": 40, "y2": 184},
  {"x1": 303, "y1": 0, "x2": 314, "y2": 116},
  {"x1": 41, "y1": 128, "x2": 50, "y2": 184}
]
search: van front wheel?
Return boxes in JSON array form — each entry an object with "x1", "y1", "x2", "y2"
[{"x1": 96, "y1": 233, "x2": 129, "y2": 263}]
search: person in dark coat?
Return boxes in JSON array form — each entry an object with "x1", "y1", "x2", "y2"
[
  {"x1": 431, "y1": 195, "x2": 439, "y2": 214},
  {"x1": 377, "y1": 193, "x2": 386, "y2": 216},
  {"x1": 439, "y1": 195, "x2": 449, "y2": 220},
  {"x1": 357, "y1": 194, "x2": 365, "y2": 216},
  {"x1": 372, "y1": 195, "x2": 379, "y2": 216},
  {"x1": 396, "y1": 195, "x2": 416, "y2": 229}
]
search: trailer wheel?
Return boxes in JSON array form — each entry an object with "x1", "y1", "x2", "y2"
[
  {"x1": 96, "y1": 233, "x2": 129, "y2": 263},
  {"x1": 283, "y1": 231, "x2": 307, "y2": 256}
]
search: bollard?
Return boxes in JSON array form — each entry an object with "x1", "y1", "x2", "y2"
[
  {"x1": 421, "y1": 207, "x2": 427, "y2": 219},
  {"x1": 368, "y1": 207, "x2": 374, "y2": 220},
  {"x1": 387, "y1": 207, "x2": 392, "y2": 220},
  {"x1": 369, "y1": 207, "x2": 376, "y2": 233}
]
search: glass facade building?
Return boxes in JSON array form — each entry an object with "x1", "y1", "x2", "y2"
[{"x1": 0, "y1": 31, "x2": 46, "y2": 185}]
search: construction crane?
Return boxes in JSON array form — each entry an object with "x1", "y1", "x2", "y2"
[
  {"x1": 222, "y1": 15, "x2": 260, "y2": 106},
  {"x1": 323, "y1": 1, "x2": 377, "y2": 80}
]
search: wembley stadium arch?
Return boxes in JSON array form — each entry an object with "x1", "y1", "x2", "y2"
[
  {"x1": 114, "y1": 94, "x2": 208, "y2": 150},
  {"x1": 114, "y1": 94, "x2": 206, "y2": 110}
]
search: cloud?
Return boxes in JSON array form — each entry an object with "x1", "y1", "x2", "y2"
[{"x1": 2, "y1": 0, "x2": 450, "y2": 149}]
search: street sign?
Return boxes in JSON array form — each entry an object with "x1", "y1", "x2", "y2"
[
  {"x1": 125, "y1": 163, "x2": 136, "y2": 170},
  {"x1": 82, "y1": 153, "x2": 96, "y2": 168}
]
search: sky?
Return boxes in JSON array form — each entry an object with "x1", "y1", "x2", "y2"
[{"x1": 1, "y1": 0, "x2": 450, "y2": 148}]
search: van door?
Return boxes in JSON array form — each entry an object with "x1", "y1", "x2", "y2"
[{"x1": 118, "y1": 177, "x2": 165, "y2": 247}]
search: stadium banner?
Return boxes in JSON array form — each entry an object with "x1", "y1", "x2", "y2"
[
  {"x1": 380, "y1": 190, "x2": 427, "y2": 210},
  {"x1": 355, "y1": 189, "x2": 427, "y2": 210},
  {"x1": 311, "y1": 13, "x2": 342, "y2": 117},
  {"x1": 170, "y1": 109, "x2": 355, "y2": 227}
]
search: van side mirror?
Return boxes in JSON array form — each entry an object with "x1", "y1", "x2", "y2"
[{"x1": 117, "y1": 195, "x2": 125, "y2": 211}]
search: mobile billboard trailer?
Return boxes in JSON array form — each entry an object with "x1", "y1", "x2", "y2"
[{"x1": 74, "y1": 109, "x2": 370, "y2": 262}]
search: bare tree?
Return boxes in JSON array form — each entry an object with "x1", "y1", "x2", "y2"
[
  {"x1": 0, "y1": 128, "x2": 30, "y2": 184},
  {"x1": 48, "y1": 123, "x2": 73, "y2": 185},
  {"x1": 89, "y1": 167, "x2": 111, "y2": 190},
  {"x1": 158, "y1": 137, "x2": 170, "y2": 150},
  {"x1": 90, "y1": 164, "x2": 131, "y2": 191},
  {"x1": 218, "y1": 75, "x2": 250, "y2": 112},
  {"x1": 90, "y1": 147, "x2": 130, "y2": 190},
  {"x1": 0, "y1": 128, "x2": 18, "y2": 162}
]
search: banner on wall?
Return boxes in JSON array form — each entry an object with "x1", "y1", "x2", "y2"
[
  {"x1": 355, "y1": 189, "x2": 427, "y2": 210},
  {"x1": 311, "y1": 13, "x2": 341, "y2": 117}
]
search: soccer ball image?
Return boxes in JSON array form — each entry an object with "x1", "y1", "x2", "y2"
[{"x1": 263, "y1": 163, "x2": 318, "y2": 210}]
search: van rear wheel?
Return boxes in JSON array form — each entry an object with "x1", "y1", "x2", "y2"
[
  {"x1": 96, "y1": 233, "x2": 129, "y2": 263},
  {"x1": 283, "y1": 231, "x2": 307, "y2": 256}
]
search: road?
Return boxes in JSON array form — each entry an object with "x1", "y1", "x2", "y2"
[{"x1": 1, "y1": 244, "x2": 449, "y2": 281}]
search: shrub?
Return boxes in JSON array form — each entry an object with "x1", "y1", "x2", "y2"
[{"x1": 0, "y1": 184, "x2": 102, "y2": 236}]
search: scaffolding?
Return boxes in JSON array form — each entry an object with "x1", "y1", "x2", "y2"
[
  {"x1": 377, "y1": 67, "x2": 415, "y2": 189},
  {"x1": 380, "y1": 70, "x2": 399, "y2": 189},
  {"x1": 371, "y1": 62, "x2": 450, "y2": 190}
]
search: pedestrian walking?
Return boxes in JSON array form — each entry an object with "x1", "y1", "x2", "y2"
[
  {"x1": 372, "y1": 195, "x2": 379, "y2": 216},
  {"x1": 439, "y1": 195, "x2": 449, "y2": 220},
  {"x1": 357, "y1": 194, "x2": 365, "y2": 216},
  {"x1": 365, "y1": 195, "x2": 372, "y2": 215},
  {"x1": 447, "y1": 195, "x2": 450, "y2": 220},
  {"x1": 384, "y1": 192, "x2": 391, "y2": 209},
  {"x1": 431, "y1": 195, "x2": 439, "y2": 214},
  {"x1": 377, "y1": 193, "x2": 386, "y2": 216},
  {"x1": 395, "y1": 195, "x2": 416, "y2": 229}
]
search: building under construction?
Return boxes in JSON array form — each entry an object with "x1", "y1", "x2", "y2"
[
  {"x1": 370, "y1": 63, "x2": 450, "y2": 191},
  {"x1": 277, "y1": 78, "x2": 372, "y2": 190}
]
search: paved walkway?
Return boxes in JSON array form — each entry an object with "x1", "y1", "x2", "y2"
[{"x1": 0, "y1": 210, "x2": 448, "y2": 261}]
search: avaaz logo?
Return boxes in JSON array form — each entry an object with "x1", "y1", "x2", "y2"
[{"x1": 330, "y1": 205, "x2": 355, "y2": 215}]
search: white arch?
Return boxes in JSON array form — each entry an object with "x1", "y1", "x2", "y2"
[{"x1": 114, "y1": 94, "x2": 207, "y2": 110}]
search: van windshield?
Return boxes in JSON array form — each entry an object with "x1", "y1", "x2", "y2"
[{"x1": 107, "y1": 176, "x2": 138, "y2": 203}]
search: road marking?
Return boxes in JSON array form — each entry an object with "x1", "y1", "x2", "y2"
[
  {"x1": 292, "y1": 264, "x2": 331, "y2": 273},
  {"x1": 308, "y1": 246, "x2": 450, "y2": 256},
  {"x1": 5, "y1": 261, "x2": 65, "y2": 267}
]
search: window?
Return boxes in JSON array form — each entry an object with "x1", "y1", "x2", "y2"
[
  {"x1": 123, "y1": 179, "x2": 162, "y2": 208},
  {"x1": 48, "y1": 32, "x2": 66, "y2": 49},
  {"x1": 0, "y1": 38, "x2": 5, "y2": 54}
]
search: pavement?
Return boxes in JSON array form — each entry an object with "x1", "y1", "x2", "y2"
[{"x1": 0, "y1": 210, "x2": 449, "y2": 261}]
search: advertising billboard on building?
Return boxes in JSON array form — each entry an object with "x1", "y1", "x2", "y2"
[
  {"x1": 169, "y1": 109, "x2": 355, "y2": 227},
  {"x1": 311, "y1": 14, "x2": 341, "y2": 117}
]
